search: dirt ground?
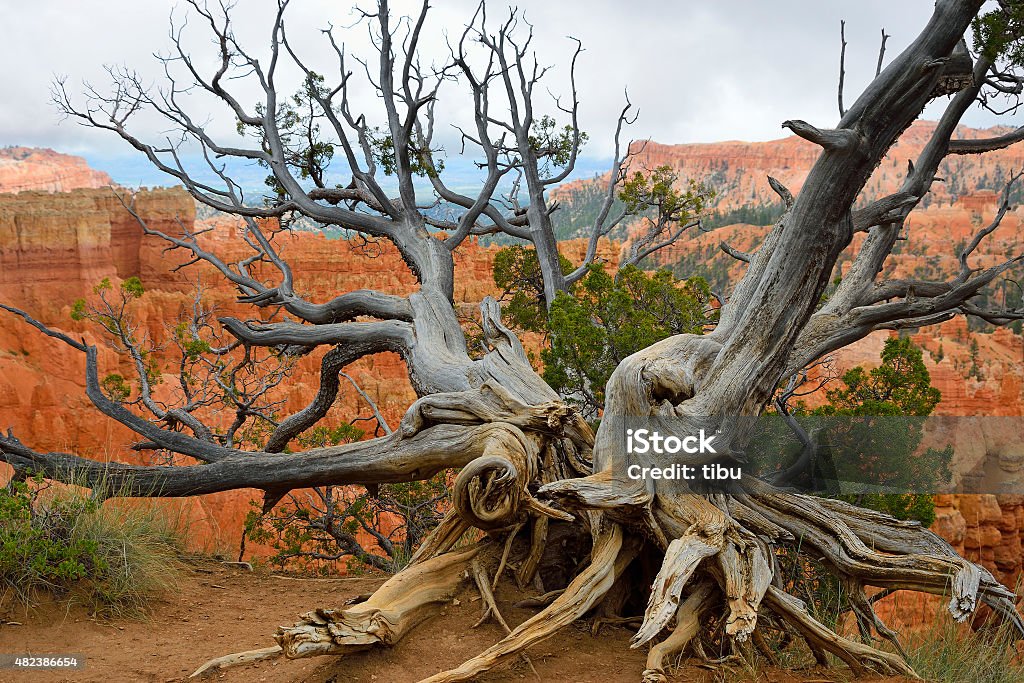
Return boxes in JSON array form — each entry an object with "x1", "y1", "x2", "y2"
[{"x1": 0, "y1": 559, "x2": 913, "y2": 683}]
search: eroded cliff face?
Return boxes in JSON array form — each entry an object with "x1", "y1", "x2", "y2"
[
  {"x1": 0, "y1": 173, "x2": 616, "y2": 556},
  {"x1": 0, "y1": 186, "x2": 262, "y2": 552},
  {"x1": 1, "y1": 146, "x2": 1022, "y2": 599},
  {"x1": 0, "y1": 147, "x2": 112, "y2": 194},
  {"x1": 0, "y1": 187, "x2": 451, "y2": 552},
  {"x1": 553, "y1": 121, "x2": 1024, "y2": 215}
]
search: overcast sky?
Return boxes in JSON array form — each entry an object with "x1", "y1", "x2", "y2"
[{"x1": 0, "y1": 1, "x2": 1014, "y2": 183}]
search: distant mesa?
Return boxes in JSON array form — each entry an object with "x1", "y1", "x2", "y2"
[
  {"x1": 549, "y1": 120, "x2": 1024, "y2": 243},
  {"x1": 0, "y1": 146, "x2": 112, "y2": 194}
]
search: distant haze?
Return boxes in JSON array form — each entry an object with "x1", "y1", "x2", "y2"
[{"x1": 1, "y1": 1, "x2": 1012, "y2": 188}]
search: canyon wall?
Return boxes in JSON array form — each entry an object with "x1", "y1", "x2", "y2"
[
  {"x1": 0, "y1": 147, "x2": 112, "y2": 194},
  {"x1": 0, "y1": 185, "x2": 488, "y2": 553},
  {"x1": 0, "y1": 175, "x2": 616, "y2": 558},
  {"x1": 552, "y1": 121, "x2": 1024, "y2": 218},
  {"x1": 0, "y1": 144, "x2": 1022, "y2": 608}
]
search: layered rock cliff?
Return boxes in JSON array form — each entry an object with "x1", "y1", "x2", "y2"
[
  {"x1": 0, "y1": 147, "x2": 112, "y2": 194},
  {"x1": 0, "y1": 188, "x2": 447, "y2": 550},
  {"x1": 0, "y1": 173, "x2": 615, "y2": 555},
  {"x1": 552, "y1": 121, "x2": 1024, "y2": 223},
  {"x1": 0, "y1": 145, "x2": 1022, "y2": 599}
]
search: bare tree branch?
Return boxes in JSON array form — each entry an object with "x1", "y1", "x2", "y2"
[
  {"x1": 838, "y1": 20, "x2": 848, "y2": 117},
  {"x1": 876, "y1": 28, "x2": 891, "y2": 77}
]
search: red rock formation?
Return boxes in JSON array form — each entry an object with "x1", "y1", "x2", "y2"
[
  {"x1": 553, "y1": 121, "x2": 1024, "y2": 213},
  {"x1": 2, "y1": 144, "x2": 1023, "y2": 596},
  {"x1": 0, "y1": 147, "x2": 112, "y2": 194},
  {"x1": 0, "y1": 174, "x2": 618, "y2": 559}
]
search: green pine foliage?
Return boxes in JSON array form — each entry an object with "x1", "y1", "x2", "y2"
[
  {"x1": 812, "y1": 337, "x2": 950, "y2": 526},
  {"x1": 493, "y1": 248, "x2": 715, "y2": 418},
  {"x1": 491, "y1": 245, "x2": 576, "y2": 333},
  {"x1": 618, "y1": 166, "x2": 713, "y2": 223},
  {"x1": 817, "y1": 336, "x2": 941, "y2": 417},
  {"x1": 542, "y1": 265, "x2": 714, "y2": 416},
  {"x1": 973, "y1": 2, "x2": 1024, "y2": 63},
  {"x1": 702, "y1": 202, "x2": 785, "y2": 230}
]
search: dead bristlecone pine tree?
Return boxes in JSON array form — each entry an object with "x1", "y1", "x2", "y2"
[{"x1": 5, "y1": 1, "x2": 1024, "y2": 680}]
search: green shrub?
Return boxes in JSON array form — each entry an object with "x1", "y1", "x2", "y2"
[
  {"x1": 0, "y1": 478, "x2": 185, "y2": 618},
  {"x1": 541, "y1": 264, "x2": 714, "y2": 417},
  {"x1": 813, "y1": 336, "x2": 950, "y2": 526},
  {"x1": 0, "y1": 480, "x2": 98, "y2": 603}
]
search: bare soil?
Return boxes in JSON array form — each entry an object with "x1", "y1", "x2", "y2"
[{"x1": 0, "y1": 559, "x2": 912, "y2": 683}]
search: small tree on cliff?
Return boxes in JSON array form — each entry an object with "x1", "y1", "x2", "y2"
[
  {"x1": 4, "y1": 1, "x2": 1024, "y2": 680},
  {"x1": 493, "y1": 163, "x2": 717, "y2": 419},
  {"x1": 770, "y1": 337, "x2": 952, "y2": 628},
  {"x1": 494, "y1": 255, "x2": 716, "y2": 418},
  {"x1": 542, "y1": 266, "x2": 714, "y2": 418},
  {"x1": 811, "y1": 336, "x2": 952, "y2": 525}
]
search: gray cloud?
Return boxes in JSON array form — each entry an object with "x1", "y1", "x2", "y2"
[{"x1": 0, "y1": 0, "x2": 1010, "y2": 166}]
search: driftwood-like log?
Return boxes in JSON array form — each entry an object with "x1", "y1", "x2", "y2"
[
  {"x1": 274, "y1": 546, "x2": 478, "y2": 658},
  {"x1": 189, "y1": 646, "x2": 283, "y2": 678},
  {"x1": 417, "y1": 523, "x2": 638, "y2": 683}
]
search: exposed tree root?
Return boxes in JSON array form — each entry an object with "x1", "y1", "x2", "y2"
[
  {"x1": 471, "y1": 558, "x2": 511, "y2": 632},
  {"x1": 742, "y1": 477, "x2": 1023, "y2": 630},
  {"x1": 195, "y1": 467, "x2": 1024, "y2": 682},
  {"x1": 590, "y1": 615, "x2": 644, "y2": 636},
  {"x1": 542, "y1": 471, "x2": 1022, "y2": 679},
  {"x1": 640, "y1": 581, "x2": 715, "y2": 683},
  {"x1": 273, "y1": 546, "x2": 478, "y2": 658},
  {"x1": 514, "y1": 589, "x2": 565, "y2": 609},
  {"x1": 634, "y1": 492, "x2": 773, "y2": 647},
  {"x1": 470, "y1": 558, "x2": 540, "y2": 678},
  {"x1": 750, "y1": 627, "x2": 780, "y2": 667},
  {"x1": 633, "y1": 531, "x2": 720, "y2": 646},
  {"x1": 189, "y1": 646, "x2": 282, "y2": 678},
  {"x1": 764, "y1": 586, "x2": 919, "y2": 678},
  {"x1": 516, "y1": 515, "x2": 549, "y2": 588},
  {"x1": 416, "y1": 523, "x2": 638, "y2": 683},
  {"x1": 407, "y1": 509, "x2": 472, "y2": 566},
  {"x1": 191, "y1": 448, "x2": 1024, "y2": 682},
  {"x1": 491, "y1": 521, "x2": 522, "y2": 590},
  {"x1": 540, "y1": 470, "x2": 667, "y2": 546},
  {"x1": 717, "y1": 535, "x2": 772, "y2": 642}
]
